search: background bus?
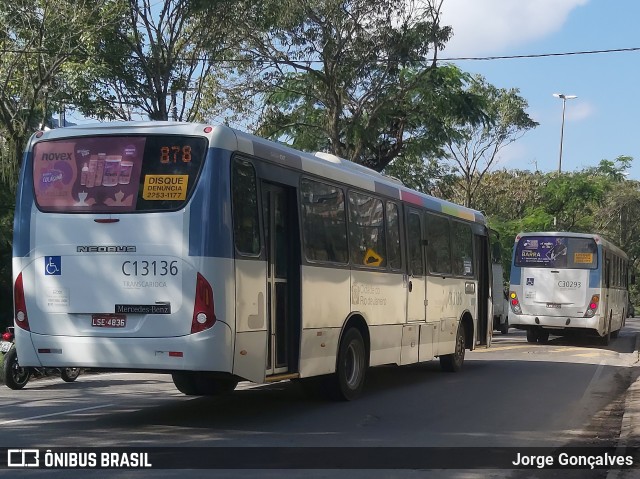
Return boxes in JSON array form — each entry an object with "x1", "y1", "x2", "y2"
[
  {"x1": 508, "y1": 231, "x2": 629, "y2": 345},
  {"x1": 13, "y1": 122, "x2": 492, "y2": 400}
]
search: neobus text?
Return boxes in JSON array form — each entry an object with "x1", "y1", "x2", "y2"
[{"x1": 77, "y1": 246, "x2": 136, "y2": 253}]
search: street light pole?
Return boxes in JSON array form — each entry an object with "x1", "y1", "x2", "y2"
[{"x1": 553, "y1": 93, "x2": 577, "y2": 173}]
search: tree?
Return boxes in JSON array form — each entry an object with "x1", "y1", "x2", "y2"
[
  {"x1": 442, "y1": 76, "x2": 538, "y2": 208},
  {"x1": 0, "y1": 183, "x2": 14, "y2": 329},
  {"x1": 473, "y1": 169, "x2": 547, "y2": 219},
  {"x1": 0, "y1": 0, "x2": 122, "y2": 179},
  {"x1": 383, "y1": 153, "x2": 457, "y2": 197},
  {"x1": 587, "y1": 157, "x2": 640, "y2": 268},
  {"x1": 69, "y1": 0, "x2": 238, "y2": 121},
  {"x1": 472, "y1": 169, "x2": 549, "y2": 280},
  {"x1": 230, "y1": 0, "x2": 486, "y2": 171}
]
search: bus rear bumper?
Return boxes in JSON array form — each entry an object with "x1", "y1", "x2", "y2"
[
  {"x1": 508, "y1": 314, "x2": 604, "y2": 332},
  {"x1": 14, "y1": 321, "x2": 234, "y2": 372}
]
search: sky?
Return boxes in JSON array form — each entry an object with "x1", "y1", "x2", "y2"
[{"x1": 439, "y1": 0, "x2": 640, "y2": 179}]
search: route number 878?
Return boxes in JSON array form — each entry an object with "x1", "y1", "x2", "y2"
[{"x1": 160, "y1": 145, "x2": 192, "y2": 164}]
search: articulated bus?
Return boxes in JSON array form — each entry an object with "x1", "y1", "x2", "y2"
[
  {"x1": 509, "y1": 231, "x2": 629, "y2": 345},
  {"x1": 13, "y1": 122, "x2": 492, "y2": 400}
]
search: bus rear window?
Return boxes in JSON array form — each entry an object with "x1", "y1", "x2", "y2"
[
  {"x1": 32, "y1": 135, "x2": 207, "y2": 213},
  {"x1": 515, "y1": 236, "x2": 598, "y2": 269}
]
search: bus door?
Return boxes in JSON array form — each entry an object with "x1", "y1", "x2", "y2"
[
  {"x1": 405, "y1": 209, "x2": 434, "y2": 361},
  {"x1": 262, "y1": 183, "x2": 301, "y2": 376},
  {"x1": 474, "y1": 231, "x2": 490, "y2": 346},
  {"x1": 232, "y1": 158, "x2": 268, "y2": 384}
]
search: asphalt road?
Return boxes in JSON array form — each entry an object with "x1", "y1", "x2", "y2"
[{"x1": 0, "y1": 320, "x2": 639, "y2": 479}]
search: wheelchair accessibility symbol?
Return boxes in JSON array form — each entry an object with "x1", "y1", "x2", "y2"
[{"x1": 45, "y1": 256, "x2": 61, "y2": 275}]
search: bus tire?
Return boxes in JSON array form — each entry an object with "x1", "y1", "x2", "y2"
[
  {"x1": 172, "y1": 372, "x2": 238, "y2": 396},
  {"x1": 526, "y1": 328, "x2": 538, "y2": 343},
  {"x1": 329, "y1": 328, "x2": 367, "y2": 401},
  {"x1": 2, "y1": 348, "x2": 31, "y2": 390},
  {"x1": 440, "y1": 322, "x2": 466, "y2": 372},
  {"x1": 537, "y1": 329, "x2": 549, "y2": 343},
  {"x1": 500, "y1": 319, "x2": 509, "y2": 335},
  {"x1": 60, "y1": 368, "x2": 80, "y2": 382},
  {"x1": 601, "y1": 316, "x2": 612, "y2": 346}
]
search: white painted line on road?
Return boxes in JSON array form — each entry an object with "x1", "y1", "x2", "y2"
[{"x1": 0, "y1": 404, "x2": 115, "y2": 426}]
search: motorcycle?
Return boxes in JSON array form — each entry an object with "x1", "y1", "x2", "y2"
[{"x1": 1, "y1": 326, "x2": 81, "y2": 390}]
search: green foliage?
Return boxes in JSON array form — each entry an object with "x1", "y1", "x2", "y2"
[
  {"x1": 473, "y1": 169, "x2": 547, "y2": 219},
  {"x1": 69, "y1": 0, "x2": 240, "y2": 122},
  {"x1": 0, "y1": 179, "x2": 14, "y2": 329},
  {"x1": 383, "y1": 154, "x2": 457, "y2": 197},
  {"x1": 534, "y1": 173, "x2": 606, "y2": 232},
  {"x1": 0, "y1": 0, "x2": 123, "y2": 178},
  {"x1": 236, "y1": 0, "x2": 487, "y2": 171}
]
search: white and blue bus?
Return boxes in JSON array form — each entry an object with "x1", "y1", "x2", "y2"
[
  {"x1": 13, "y1": 122, "x2": 492, "y2": 399},
  {"x1": 509, "y1": 231, "x2": 629, "y2": 345}
]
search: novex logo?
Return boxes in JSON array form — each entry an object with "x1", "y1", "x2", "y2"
[{"x1": 41, "y1": 152, "x2": 73, "y2": 161}]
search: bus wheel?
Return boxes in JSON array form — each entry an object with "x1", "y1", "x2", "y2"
[
  {"x1": 2, "y1": 348, "x2": 31, "y2": 390},
  {"x1": 601, "y1": 317, "x2": 612, "y2": 346},
  {"x1": 537, "y1": 329, "x2": 549, "y2": 343},
  {"x1": 500, "y1": 319, "x2": 509, "y2": 335},
  {"x1": 60, "y1": 368, "x2": 80, "y2": 382},
  {"x1": 330, "y1": 328, "x2": 367, "y2": 401},
  {"x1": 440, "y1": 322, "x2": 466, "y2": 372},
  {"x1": 526, "y1": 328, "x2": 538, "y2": 343}
]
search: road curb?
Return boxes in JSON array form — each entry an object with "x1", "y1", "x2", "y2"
[
  {"x1": 619, "y1": 333, "x2": 640, "y2": 443},
  {"x1": 608, "y1": 332, "x2": 640, "y2": 479}
]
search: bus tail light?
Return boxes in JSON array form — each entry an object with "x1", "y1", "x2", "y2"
[
  {"x1": 14, "y1": 272, "x2": 31, "y2": 331},
  {"x1": 509, "y1": 291, "x2": 522, "y2": 315},
  {"x1": 584, "y1": 294, "x2": 600, "y2": 318},
  {"x1": 191, "y1": 273, "x2": 216, "y2": 334}
]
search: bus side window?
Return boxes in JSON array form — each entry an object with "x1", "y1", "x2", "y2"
[
  {"x1": 426, "y1": 213, "x2": 451, "y2": 275},
  {"x1": 232, "y1": 159, "x2": 261, "y2": 256},
  {"x1": 451, "y1": 221, "x2": 474, "y2": 277},
  {"x1": 348, "y1": 191, "x2": 386, "y2": 268},
  {"x1": 300, "y1": 179, "x2": 348, "y2": 264}
]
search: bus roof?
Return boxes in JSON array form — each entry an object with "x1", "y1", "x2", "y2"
[
  {"x1": 515, "y1": 231, "x2": 628, "y2": 259},
  {"x1": 28, "y1": 121, "x2": 487, "y2": 226}
]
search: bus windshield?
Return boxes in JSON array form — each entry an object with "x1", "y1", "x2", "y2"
[
  {"x1": 32, "y1": 135, "x2": 207, "y2": 213},
  {"x1": 514, "y1": 235, "x2": 598, "y2": 269}
]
